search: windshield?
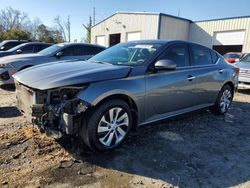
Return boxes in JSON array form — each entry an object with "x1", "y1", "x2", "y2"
[
  {"x1": 89, "y1": 42, "x2": 163, "y2": 66},
  {"x1": 0, "y1": 41, "x2": 7, "y2": 48},
  {"x1": 38, "y1": 44, "x2": 63, "y2": 55},
  {"x1": 240, "y1": 54, "x2": 250, "y2": 62}
]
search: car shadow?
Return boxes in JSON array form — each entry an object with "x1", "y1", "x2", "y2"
[
  {"x1": 238, "y1": 88, "x2": 250, "y2": 95},
  {"x1": 0, "y1": 106, "x2": 22, "y2": 118},
  {"x1": 58, "y1": 101, "x2": 250, "y2": 187},
  {"x1": 0, "y1": 84, "x2": 15, "y2": 91}
]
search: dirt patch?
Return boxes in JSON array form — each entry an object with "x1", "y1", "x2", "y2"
[{"x1": 1, "y1": 87, "x2": 250, "y2": 187}]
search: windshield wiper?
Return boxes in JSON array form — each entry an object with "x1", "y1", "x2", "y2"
[{"x1": 91, "y1": 60, "x2": 112, "y2": 65}]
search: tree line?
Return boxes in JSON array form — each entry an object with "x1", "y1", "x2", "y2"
[{"x1": 0, "y1": 7, "x2": 71, "y2": 43}]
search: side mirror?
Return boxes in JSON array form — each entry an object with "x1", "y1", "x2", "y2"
[
  {"x1": 16, "y1": 49, "x2": 22, "y2": 54},
  {"x1": 155, "y1": 59, "x2": 177, "y2": 70},
  {"x1": 0, "y1": 46, "x2": 5, "y2": 50},
  {"x1": 55, "y1": 51, "x2": 63, "y2": 58}
]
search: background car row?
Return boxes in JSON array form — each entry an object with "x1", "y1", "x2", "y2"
[{"x1": 0, "y1": 41, "x2": 105, "y2": 85}]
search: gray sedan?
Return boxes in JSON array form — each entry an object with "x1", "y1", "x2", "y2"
[
  {"x1": 0, "y1": 42, "x2": 52, "y2": 58},
  {"x1": 13, "y1": 40, "x2": 239, "y2": 151},
  {"x1": 0, "y1": 43, "x2": 105, "y2": 85}
]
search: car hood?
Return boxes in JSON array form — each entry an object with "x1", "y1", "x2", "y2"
[
  {"x1": 0, "y1": 51, "x2": 13, "y2": 58},
  {"x1": 13, "y1": 61, "x2": 132, "y2": 90},
  {"x1": 235, "y1": 61, "x2": 250, "y2": 69},
  {"x1": 0, "y1": 53, "x2": 45, "y2": 65}
]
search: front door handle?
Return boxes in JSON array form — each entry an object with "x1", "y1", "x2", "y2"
[
  {"x1": 219, "y1": 69, "x2": 224, "y2": 74},
  {"x1": 188, "y1": 75, "x2": 196, "y2": 81}
]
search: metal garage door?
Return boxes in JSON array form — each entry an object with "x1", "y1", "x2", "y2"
[
  {"x1": 127, "y1": 32, "x2": 141, "y2": 42},
  {"x1": 96, "y1": 36, "x2": 105, "y2": 46},
  {"x1": 214, "y1": 30, "x2": 245, "y2": 45},
  {"x1": 213, "y1": 30, "x2": 245, "y2": 55}
]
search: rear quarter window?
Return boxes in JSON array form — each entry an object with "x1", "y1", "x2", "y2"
[{"x1": 210, "y1": 50, "x2": 219, "y2": 64}]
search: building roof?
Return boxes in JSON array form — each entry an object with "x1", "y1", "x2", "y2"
[
  {"x1": 92, "y1": 11, "x2": 192, "y2": 28},
  {"x1": 195, "y1": 15, "x2": 250, "y2": 23},
  {"x1": 92, "y1": 11, "x2": 250, "y2": 28}
]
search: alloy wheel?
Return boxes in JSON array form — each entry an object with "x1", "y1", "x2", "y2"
[
  {"x1": 219, "y1": 89, "x2": 232, "y2": 113},
  {"x1": 97, "y1": 107, "x2": 129, "y2": 147}
]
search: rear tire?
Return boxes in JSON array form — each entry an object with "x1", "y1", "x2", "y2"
[
  {"x1": 81, "y1": 99, "x2": 133, "y2": 151},
  {"x1": 211, "y1": 84, "x2": 233, "y2": 115}
]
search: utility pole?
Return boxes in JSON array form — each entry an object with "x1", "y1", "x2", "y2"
[
  {"x1": 93, "y1": 7, "x2": 96, "y2": 25},
  {"x1": 67, "y1": 16, "x2": 71, "y2": 42},
  {"x1": 178, "y1": 8, "x2": 180, "y2": 17}
]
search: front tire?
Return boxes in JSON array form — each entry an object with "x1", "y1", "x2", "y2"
[
  {"x1": 211, "y1": 84, "x2": 233, "y2": 115},
  {"x1": 82, "y1": 99, "x2": 133, "y2": 151}
]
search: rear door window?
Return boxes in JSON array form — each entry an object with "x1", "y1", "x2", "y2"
[
  {"x1": 62, "y1": 46, "x2": 105, "y2": 56},
  {"x1": 190, "y1": 44, "x2": 213, "y2": 66},
  {"x1": 61, "y1": 46, "x2": 82, "y2": 56},
  {"x1": 83, "y1": 46, "x2": 104, "y2": 55},
  {"x1": 20, "y1": 45, "x2": 34, "y2": 53},
  {"x1": 34, "y1": 44, "x2": 50, "y2": 53}
]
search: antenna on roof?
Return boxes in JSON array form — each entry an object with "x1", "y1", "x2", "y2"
[{"x1": 178, "y1": 8, "x2": 180, "y2": 17}]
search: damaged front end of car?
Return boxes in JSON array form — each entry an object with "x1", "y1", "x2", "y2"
[{"x1": 16, "y1": 82, "x2": 90, "y2": 137}]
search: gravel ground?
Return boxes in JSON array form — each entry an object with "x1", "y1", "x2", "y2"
[{"x1": 0, "y1": 87, "x2": 250, "y2": 188}]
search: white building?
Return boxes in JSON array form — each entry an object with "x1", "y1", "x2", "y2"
[{"x1": 91, "y1": 12, "x2": 250, "y2": 54}]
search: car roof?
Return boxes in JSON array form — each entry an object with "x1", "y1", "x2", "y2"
[
  {"x1": 20, "y1": 42, "x2": 53, "y2": 45},
  {"x1": 57, "y1": 42, "x2": 106, "y2": 48},
  {"x1": 125, "y1": 39, "x2": 211, "y2": 48},
  {"x1": 1, "y1": 40, "x2": 30, "y2": 43}
]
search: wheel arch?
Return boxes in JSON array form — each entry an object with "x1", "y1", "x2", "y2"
[
  {"x1": 92, "y1": 93, "x2": 139, "y2": 131},
  {"x1": 222, "y1": 81, "x2": 235, "y2": 98}
]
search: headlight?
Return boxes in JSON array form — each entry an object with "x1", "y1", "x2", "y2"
[
  {"x1": 0, "y1": 63, "x2": 12, "y2": 68},
  {"x1": 48, "y1": 86, "x2": 88, "y2": 104},
  {"x1": 0, "y1": 64, "x2": 7, "y2": 67}
]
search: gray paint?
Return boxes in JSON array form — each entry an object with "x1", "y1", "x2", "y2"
[
  {"x1": 13, "y1": 61, "x2": 131, "y2": 90},
  {"x1": 14, "y1": 40, "x2": 238, "y2": 126}
]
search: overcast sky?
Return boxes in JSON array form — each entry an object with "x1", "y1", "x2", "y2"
[{"x1": 0, "y1": 0, "x2": 249, "y2": 41}]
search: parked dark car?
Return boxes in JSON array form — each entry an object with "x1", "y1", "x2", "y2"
[
  {"x1": 0, "y1": 43, "x2": 105, "y2": 85},
  {"x1": 13, "y1": 40, "x2": 239, "y2": 151},
  {"x1": 0, "y1": 40, "x2": 30, "y2": 51},
  {"x1": 0, "y1": 42, "x2": 52, "y2": 58}
]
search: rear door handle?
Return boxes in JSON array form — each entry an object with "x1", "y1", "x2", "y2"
[
  {"x1": 219, "y1": 69, "x2": 224, "y2": 74},
  {"x1": 188, "y1": 75, "x2": 196, "y2": 81}
]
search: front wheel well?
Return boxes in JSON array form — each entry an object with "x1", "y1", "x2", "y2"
[{"x1": 93, "y1": 94, "x2": 138, "y2": 130}]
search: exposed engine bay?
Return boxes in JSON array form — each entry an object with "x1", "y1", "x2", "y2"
[{"x1": 16, "y1": 82, "x2": 89, "y2": 136}]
